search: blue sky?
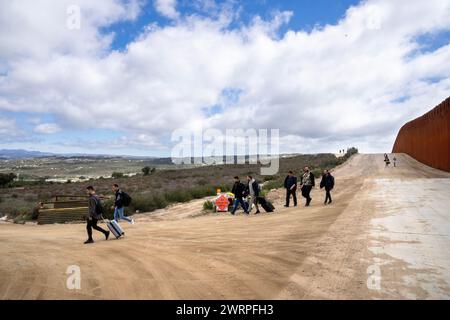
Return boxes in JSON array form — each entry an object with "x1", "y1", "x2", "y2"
[
  {"x1": 0, "y1": 0, "x2": 449, "y2": 157},
  {"x1": 105, "y1": 0, "x2": 360, "y2": 51}
]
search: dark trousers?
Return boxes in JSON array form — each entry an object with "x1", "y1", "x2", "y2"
[
  {"x1": 232, "y1": 198, "x2": 249, "y2": 213},
  {"x1": 325, "y1": 188, "x2": 332, "y2": 203},
  {"x1": 301, "y1": 185, "x2": 313, "y2": 205},
  {"x1": 86, "y1": 218, "x2": 108, "y2": 240},
  {"x1": 285, "y1": 188, "x2": 297, "y2": 206}
]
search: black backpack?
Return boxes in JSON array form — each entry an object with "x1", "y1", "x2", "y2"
[
  {"x1": 93, "y1": 196, "x2": 104, "y2": 217},
  {"x1": 121, "y1": 191, "x2": 132, "y2": 207}
]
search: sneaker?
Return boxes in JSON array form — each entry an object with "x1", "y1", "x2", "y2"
[
  {"x1": 84, "y1": 239, "x2": 94, "y2": 244},
  {"x1": 284, "y1": 205, "x2": 289, "y2": 208},
  {"x1": 105, "y1": 231, "x2": 110, "y2": 240}
]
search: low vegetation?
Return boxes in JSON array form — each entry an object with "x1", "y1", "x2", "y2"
[
  {"x1": 0, "y1": 149, "x2": 358, "y2": 222},
  {"x1": 203, "y1": 200, "x2": 214, "y2": 212}
]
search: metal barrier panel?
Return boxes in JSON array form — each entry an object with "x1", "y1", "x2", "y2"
[{"x1": 392, "y1": 97, "x2": 450, "y2": 172}]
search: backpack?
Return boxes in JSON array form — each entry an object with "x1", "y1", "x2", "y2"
[
  {"x1": 93, "y1": 196, "x2": 104, "y2": 218},
  {"x1": 310, "y1": 172, "x2": 315, "y2": 187},
  {"x1": 121, "y1": 191, "x2": 132, "y2": 207},
  {"x1": 253, "y1": 180, "x2": 261, "y2": 194}
]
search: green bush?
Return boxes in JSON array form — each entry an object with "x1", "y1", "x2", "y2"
[
  {"x1": 111, "y1": 172, "x2": 124, "y2": 179},
  {"x1": 128, "y1": 194, "x2": 169, "y2": 213},
  {"x1": 152, "y1": 194, "x2": 168, "y2": 209},
  {"x1": 259, "y1": 189, "x2": 269, "y2": 197},
  {"x1": 142, "y1": 166, "x2": 151, "y2": 176},
  {"x1": 101, "y1": 199, "x2": 115, "y2": 220},
  {"x1": 203, "y1": 200, "x2": 214, "y2": 211},
  {"x1": 0, "y1": 173, "x2": 17, "y2": 187},
  {"x1": 165, "y1": 190, "x2": 193, "y2": 203},
  {"x1": 311, "y1": 169, "x2": 323, "y2": 179},
  {"x1": 263, "y1": 180, "x2": 283, "y2": 191},
  {"x1": 189, "y1": 185, "x2": 215, "y2": 199}
]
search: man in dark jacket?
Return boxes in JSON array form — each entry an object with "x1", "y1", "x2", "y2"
[
  {"x1": 112, "y1": 184, "x2": 134, "y2": 224},
  {"x1": 320, "y1": 170, "x2": 335, "y2": 205},
  {"x1": 85, "y1": 186, "x2": 109, "y2": 244},
  {"x1": 231, "y1": 176, "x2": 249, "y2": 215},
  {"x1": 284, "y1": 170, "x2": 298, "y2": 207},
  {"x1": 300, "y1": 166, "x2": 315, "y2": 206}
]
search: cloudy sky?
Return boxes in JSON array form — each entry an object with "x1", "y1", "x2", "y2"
[{"x1": 0, "y1": 0, "x2": 449, "y2": 156}]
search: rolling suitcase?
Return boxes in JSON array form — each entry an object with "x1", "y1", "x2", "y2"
[
  {"x1": 257, "y1": 197, "x2": 275, "y2": 212},
  {"x1": 106, "y1": 219, "x2": 125, "y2": 239}
]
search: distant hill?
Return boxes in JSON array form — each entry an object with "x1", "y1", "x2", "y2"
[
  {"x1": 0, "y1": 149, "x2": 174, "y2": 165},
  {"x1": 0, "y1": 149, "x2": 55, "y2": 159}
]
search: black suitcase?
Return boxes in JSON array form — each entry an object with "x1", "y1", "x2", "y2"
[{"x1": 257, "y1": 197, "x2": 275, "y2": 212}]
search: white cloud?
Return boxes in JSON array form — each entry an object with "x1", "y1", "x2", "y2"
[
  {"x1": 0, "y1": 0, "x2": 450, "y2": 154},
  {"x1": 154, "y1": 0, "x2": 179, "y2": 19},
  {"x1": 34, "y1": 123, "x2": 62, "y2": 134},
  {"x1": 0, "y1": 116, "x2": 24, "y2": 142}
]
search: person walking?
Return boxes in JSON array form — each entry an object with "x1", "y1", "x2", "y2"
[
  {"x1": 384, "y1": 153, "x2": 390, "y2": 167},
  {"x1": 320, "y1": 169, "x2": 335, "y2": 205},
  {"x1": 246, "y1": 175, "x2": 261, "y2": 214},
  {"x1": 112, "y1": 184, "x2": 134, "y2": 224},
  {"x1": 231, "y1": 176, "x2": 249, "y2": 215},
  {"x1": 300, "y1": 167, "x2": 315, "y2": 206},
  {"x1": 284, "y1": 171, "x2": 298, "y2": 207},
  {"x1": 85, "y1": 186, "x2": 110, "y2": 244}
]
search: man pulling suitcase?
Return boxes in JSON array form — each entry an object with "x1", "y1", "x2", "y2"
[{"x1": 84, "y1": 186, "x2": 110, "y2": 244}]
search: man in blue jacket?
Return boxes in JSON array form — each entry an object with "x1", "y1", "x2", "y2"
[
  {"x1": 284, "y1": 171, "x2": 298, "y2": 207},
  {"x1": 112, "y1": 184, "x2": 134, "y2": 224}
]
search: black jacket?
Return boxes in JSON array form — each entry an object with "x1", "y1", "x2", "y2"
[
  {"x1": 114, "y1": 190, "x2": 124, "y2": 209},
  {"x1": 284, "y1": 175, "x2": 298, "y2": 190},
  {"x1": 232, "y1": 181, "x2": 247, "y2": 199},
  {"x1": 320, "y1": 173, "x2": 335, "y2": 190},
  {"x1": 247, "y1": 180, "x2": 260, "y2": 197}
]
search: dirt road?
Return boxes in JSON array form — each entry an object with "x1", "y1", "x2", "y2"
[{"x1": 1, "y1": 153, "x2": 450, "y2": 299}]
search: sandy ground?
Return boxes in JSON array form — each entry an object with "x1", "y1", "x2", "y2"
[{"x1": 1, "y1": 153, "x2": 450, "y2": 300}]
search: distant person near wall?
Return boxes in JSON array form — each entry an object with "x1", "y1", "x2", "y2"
[{"x1": 384, "y1": 153, "x2": 390, "y2": 167}]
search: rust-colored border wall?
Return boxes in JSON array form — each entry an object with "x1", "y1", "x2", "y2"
[{"x1": 392, "y1": 97, "x2": 450, "y2": 172}]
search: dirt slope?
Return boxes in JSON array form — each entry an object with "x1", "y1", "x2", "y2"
[{"x1": 1, "y1": 153, "x2": 450, "y2": 299}]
